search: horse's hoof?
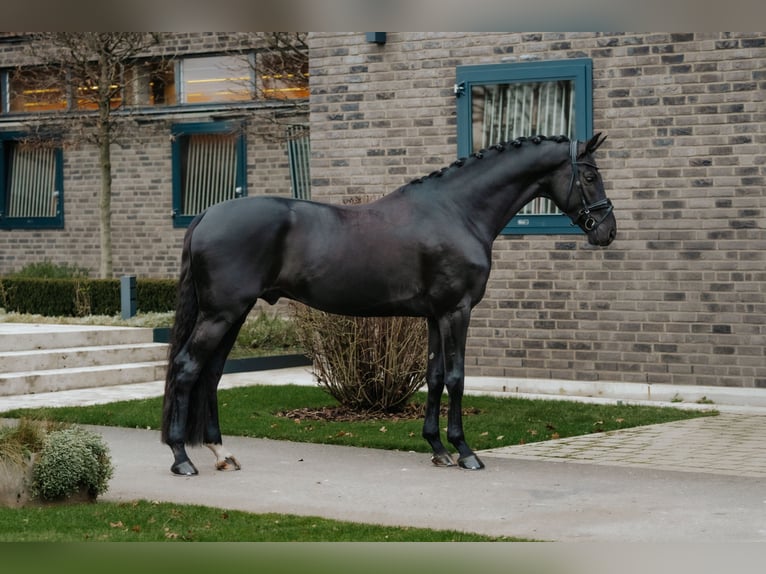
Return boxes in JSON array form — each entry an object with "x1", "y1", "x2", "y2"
[
  {"x1": 431, "y1": 452, "x2": 456, "y2": 467},
  {"x1": 215, "y1": 456, "x2": 242, "y2": 471},
  {"x1": 171, "y1": 460, "x2": 199, "y2": 476},
  {"x1": 458, "y1": 454, "x2": 485, "y2": 470}
]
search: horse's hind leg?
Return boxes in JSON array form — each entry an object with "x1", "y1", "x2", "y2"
[
  {"x1": 422, "y1": 317, "x2": 455, "y2": 467},
  {"x1": 202, "y1": 314, "x2": 249, "y2": 471},
  {"x1": 166, "y1": 343, "x2": 205, "y2": 476},
  {"x1": 166, "y1": 316, "x2": 239, "y2": 475}
]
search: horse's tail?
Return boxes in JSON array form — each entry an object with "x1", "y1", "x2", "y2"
[{"x1": 161, "y1": 212, "x2": 207, "y2": 446}]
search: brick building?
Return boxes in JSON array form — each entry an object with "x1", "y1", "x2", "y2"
[
  {"x1": 1, "y1": 32, "x2": 764, "y2": 389},
  {"x1": 307, "y1": 32, "x2": 765, "y2": 389},
  {"x1": 0, "y1": 32, "x2": 309, "y2": 277}
]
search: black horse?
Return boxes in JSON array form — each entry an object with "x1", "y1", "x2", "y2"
[{"x1": 161, "y1": 133, "x2": 616, "y2": 476}]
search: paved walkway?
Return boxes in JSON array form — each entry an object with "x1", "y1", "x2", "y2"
[
  {"x1": 483, "y1": 413, "x2": 766, "y2": 478},
  {"x1": 2, "y1": 367, "x2": 766, "y2": 541}
]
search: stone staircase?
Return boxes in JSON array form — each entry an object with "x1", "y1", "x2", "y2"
[{"x1": 0, "y1": 324, "x2": 167, "y2": 397}]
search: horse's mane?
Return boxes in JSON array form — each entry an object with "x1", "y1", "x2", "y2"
[{"x1": 408, "y1": 134, "x2": 571, "y2": 186}]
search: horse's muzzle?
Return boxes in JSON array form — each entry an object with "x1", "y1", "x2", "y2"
[{"x1": 587, "y1": 216, "x2": 617, "y2": 246}]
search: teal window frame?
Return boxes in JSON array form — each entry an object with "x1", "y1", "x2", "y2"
[
  {"x1": 171, "y1": 121, "x2": 247, "y2": 228},
  {"x1": 0, "y1": 131, "x2": 64, "y2": 230},
  {"x1": 455, "y1": 58, "x2": 593, "y2": 235}
]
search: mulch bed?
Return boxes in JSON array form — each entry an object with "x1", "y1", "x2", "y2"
[{"x1": 277, "y1": 403, "x2": 481, "y2": 423}]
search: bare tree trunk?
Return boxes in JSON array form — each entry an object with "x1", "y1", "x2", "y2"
[
  {"x1": 21, "y1": 33, "x2": 167, "y2": 280},
  {"x1": 98, "y1": 132, "x2": 113, "y2": 279},
  {"x1": 98, "y1": 105, "x2": 113, "y2": 278}
]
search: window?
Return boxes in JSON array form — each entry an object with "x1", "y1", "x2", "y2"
[
  {"x1": 124, "y1": 60, "x2": 176, "y2": 106},
  {"x1": 2, "y1": 51, "x2": 307, "y2": 114},
  {"x1": 455, "y1": 59, "x2": 593, "y2": 235},
  {"x1": 2, "y1": 66, "x2": 124, "y2": 113},
  {"x1": 6, "y1": 68, "x2": 69, "y2": 113},
  {"x1": 171, "y1": 122, "x2": 246, "y2": 227},
  {"x1": 260, "y1": 54, "x2": 309, "y2": 100},
  {"x1": 286, "y1": 124, "x2": 311, "y2": 200},
  {"x1": 178, "y1": 56, "x2": 254, "y2": 104},
  {"x1": 0, "y1": 133, "x2": 64, "y2": 229}
]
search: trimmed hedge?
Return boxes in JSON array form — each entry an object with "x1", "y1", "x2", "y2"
[{"x1": 0, "y1": 277, "x2": 177, "y2": 317}]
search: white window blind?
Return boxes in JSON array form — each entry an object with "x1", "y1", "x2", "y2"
[
  {"x1": 6, "y1": 143, "x2": 58, "y2": 218},
  {"x1": 287, "y1": 124, "x2": 311, "y2": 200},
  {"x1": 182, "y1": 133, "x2": 239, "y2": 215},
  {"x1": 471, "y1": 80, "x2": 575, "y2": 215}
]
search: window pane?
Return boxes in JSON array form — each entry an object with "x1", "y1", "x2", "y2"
[
  {"x1": 181, "y1": 56, "x2": 252, "y2": 104},
  {"x1": 287, "y1": 124, "x2": 311, "y2": 199},
  {"x1": 124, "y1": 61, "x2": 176, "y2": 106},
  {"x1": 8, "y1": 70, "x2": 68, "y2": 113},
  {"x1": 180, "y1": 133, "x2": 239, "y2": 215},
  {"x1": 74, "y1": 80, "x2": 123, "y2": 111},
  {"x1": 471, "y1": 80, "x2": 575, "y2": 215},
  {"x1": 6, "y1": 143, "x2": 58, "y2": 217},
  {"x1": 260, "y1": 54, "x2": 309, "y2": 100}
]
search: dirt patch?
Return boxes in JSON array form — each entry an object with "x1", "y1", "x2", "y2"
[{"x1": 277, "y1": 403, "x2": 481, "y2": 423}]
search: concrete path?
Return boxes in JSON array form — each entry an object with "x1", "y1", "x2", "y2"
[
  {"x1": 92, "y1": 416, "x2": 766, "y2": 542},
  {"x1": 2, "y1": 366, "x2": 765, "y2": 541}
]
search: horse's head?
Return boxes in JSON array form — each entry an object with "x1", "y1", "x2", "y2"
[{"x1": 548, "y1": 133, "x2": 616, "y2": 247}]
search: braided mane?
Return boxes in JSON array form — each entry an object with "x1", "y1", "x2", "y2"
[{"x1": 409, "y1": 134, "x2": 571, "y2": 185}]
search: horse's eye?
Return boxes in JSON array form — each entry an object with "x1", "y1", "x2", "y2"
[{"x1": 584, "y1": 173, "x2": 596, "y2": 183}]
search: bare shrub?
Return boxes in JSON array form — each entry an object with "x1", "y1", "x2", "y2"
[{"x1": 292, "y1": 305, "x2": 427, "y2": 413}]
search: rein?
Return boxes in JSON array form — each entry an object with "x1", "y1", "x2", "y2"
[{"x1": 567, "y1": 140, "x2": 613, "y2": 232}]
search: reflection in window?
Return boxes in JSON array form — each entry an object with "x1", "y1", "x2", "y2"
[{"x1": 180, "y1": 56, "x2": 253, "y2": 104}]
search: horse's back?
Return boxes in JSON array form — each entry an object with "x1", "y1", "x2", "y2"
[{"x1": 188, "y1": 194, "x2": 490, "y2": 317}]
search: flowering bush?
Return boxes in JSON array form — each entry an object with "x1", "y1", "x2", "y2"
[{"x1": 31, "y1": 426, "x2": 113, "y2": 501}]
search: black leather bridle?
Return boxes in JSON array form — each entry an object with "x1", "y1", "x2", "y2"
[{"x1": 567, "y1": 139, "x2": 613, "y2": 232}]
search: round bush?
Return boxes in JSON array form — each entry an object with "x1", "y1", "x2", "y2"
[{"x1": 31, "y1": 427, "x2": 113, "y2": 501}]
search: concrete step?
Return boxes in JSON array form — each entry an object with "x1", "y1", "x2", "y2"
[
  {"x1": 0, "y1": 342, "x2": 167, "y2": 373},
  {"x1": 0, "y1": 323, "x2": 168, "y2": 397},
  {"x1": 0, "y1": 323, "x2": 155, "y2": 352},
  {"x1": 0, "y1": 361, "x2": 168, "y2": 397}
]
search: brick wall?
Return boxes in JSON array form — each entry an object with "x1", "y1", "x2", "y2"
[
  {"x1": 0, "y1": 116, "x2": 298, "y2": 278},
  {"x1": 308, "y1": 32, "x2": 766, "y2": 388}
]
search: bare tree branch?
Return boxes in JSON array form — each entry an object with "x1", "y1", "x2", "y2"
[{"x1": 19, "y1": 33, "x2": 164, "y2": 278}]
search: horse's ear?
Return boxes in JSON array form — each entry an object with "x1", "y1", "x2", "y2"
[{"x1": 583, "y1": 132, "x2": 607, "y2": 156}]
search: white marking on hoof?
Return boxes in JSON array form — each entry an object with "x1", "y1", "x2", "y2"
[{"x1": 205, "y1": 443, "x2": 242, "y2": 471}]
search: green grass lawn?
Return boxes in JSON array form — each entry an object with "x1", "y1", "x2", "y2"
[
  {"x1": 0, "y1": 384, "x2": 714, "y2": 543},
  {"x1": 0, "y1": 500, "x2": 517, "y2": 542},
  {"x1": 0, "y1": 384, "x2": 715, "y2": 453}
]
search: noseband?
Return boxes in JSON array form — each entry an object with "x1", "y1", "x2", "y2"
[{"x1": 567, "y1": 140, "x2": 613, "y2": 232}]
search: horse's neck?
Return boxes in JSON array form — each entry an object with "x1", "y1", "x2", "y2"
[{"x1": 444, "y1": 144, "x2": 566, "y2": 240}]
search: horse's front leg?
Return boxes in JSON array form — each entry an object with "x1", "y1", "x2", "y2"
[
  {"x1": 441, "y1": 306, "x2": 484, "y2": 470},
  {"x1": 423, "y1": 317, "x2": 455, "y2": 467}
]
